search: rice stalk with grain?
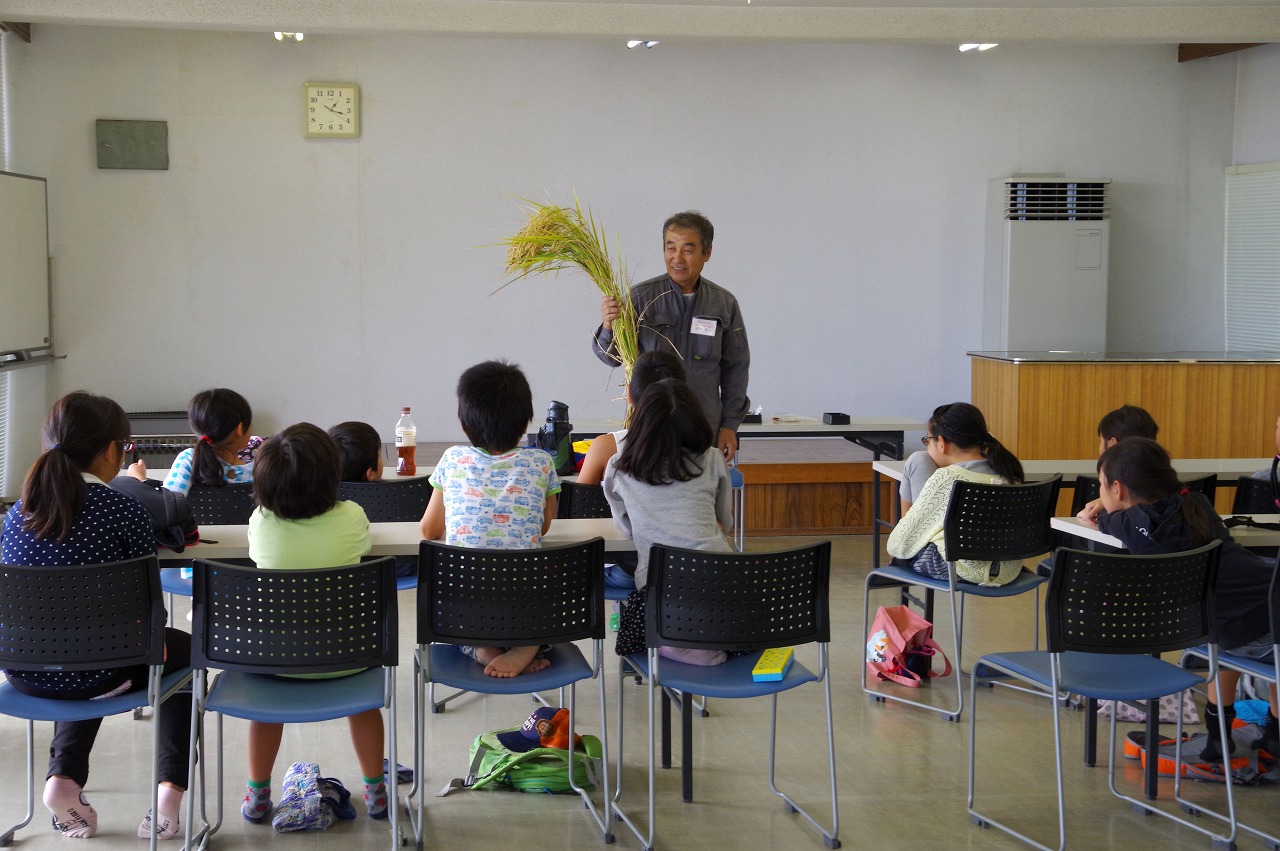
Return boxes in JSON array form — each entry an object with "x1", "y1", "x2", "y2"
[{"x1": 499, "y1": 197, "x2": 639, "y2": 379}]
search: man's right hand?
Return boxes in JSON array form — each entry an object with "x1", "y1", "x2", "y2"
[{"x1": 600, "y1": 296, "x2": 620, "y2": 331}]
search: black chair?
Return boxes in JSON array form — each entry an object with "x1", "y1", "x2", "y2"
[
  {"x1": 407, "y1": 538, "x2": 611, "y2": 849},
  {"x1": 612, "y1": 542, "x2": 839, "y2": 850},
  {"x1": 0, "y1": 557, "x2": 193, "y2": 851},
  {"x1": 338, "y1": 478, "x2": 433, "y2": 591},
  {"x1": 337, "y1": 477, "x2": 432, "y2": 521},
  {"x1": 558, "y1": 480, "x2": 613, "y2": 519},
  {"x1": 1068, "y1": 475, "x2": 1101, "y2": 515},
  {"x1": 187, "y1": 482, "x2": 256, "y2": 524},
  {"x1": 1070, "y1": 471, "x2": 1215, "y2": 515},
  {"x1": 184, "y1": 557, "x2": 401, "y2": 851},
  {"x1": 1232, "y1": 474, "x2": 1278, "y2": 513},
  {"x1": 1184, "y1": 472, "x2": 1219, "y2": 500},
  {"x1": 863, "y1": 476, "x2": 1062, "y2": 721},
  {"x1": 1181, "y1": 550, "x2": 1280, "y2": 848},
  {"x1": 968, "y1": 543, "x2": 1233, "y2": 850}
]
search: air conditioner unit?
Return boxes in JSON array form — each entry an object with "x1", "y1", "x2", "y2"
[{"x1": 983, "y1": 177, "x2": 1111, "y2": 351}]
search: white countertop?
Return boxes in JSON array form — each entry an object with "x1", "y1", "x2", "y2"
[
  {"x1": 1051, "y1": 514, "x2": 1280, "y2": 549},
  {"x1": 158, "y1": 517, "x2": 630, "y2": 561},
  {"x1": 873, "y1": 457, "x2": 1271, "y2": 483}
]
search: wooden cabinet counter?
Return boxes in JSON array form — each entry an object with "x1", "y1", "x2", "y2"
[{"x1": 970, "y1": 351, "x2": 1280, "y2": 460}]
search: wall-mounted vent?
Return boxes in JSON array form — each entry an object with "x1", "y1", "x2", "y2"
[{"x1": 1004, "y1": 180, "x2": 1110, "y2": 221}]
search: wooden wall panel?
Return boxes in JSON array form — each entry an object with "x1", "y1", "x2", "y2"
[
  {"x1": 971, "y1": 358, "x2": 1021, "y2": 450},
  {"x1": 739, "y1": 462, "x2": 894, "y2": 535},
  {"x1": 973, "y1": 359, "x2": 1280, "y2": 460}
]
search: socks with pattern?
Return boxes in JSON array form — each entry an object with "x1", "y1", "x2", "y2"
[
  {"x1": 363, "y1": 774, "x2": 388, "y2": 820},
  {"x1": 241, "y1": 780, "x2": 272, "y2": 823},
  {"x1": 137, "y1": 784, "x2": 185, "y2": 840},
  {"x1": 44, "y1": 776, "x2": 98, "y2": 839}
]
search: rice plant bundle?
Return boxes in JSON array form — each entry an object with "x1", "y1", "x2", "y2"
[{"x1": 500, "y1": 197, "x2": 639, "y2": 378}]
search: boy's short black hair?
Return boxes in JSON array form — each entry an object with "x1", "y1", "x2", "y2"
[
  {"x1": 457, "y1": 360, "x2": 534, "y2": 454},
  {"x1": 328, "y1": 420, "x2": 383, "y2": 482},
  {"x1": 253, "y1": 423, "x2": 340, "y2": 520},
  {"x1": 1098, "y1": 405, "x2": 1159, "y2": 443}
]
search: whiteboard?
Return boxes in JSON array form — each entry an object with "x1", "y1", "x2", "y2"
[{"x1": 0, "y1": 171, "x2": 51, "y2": 355}]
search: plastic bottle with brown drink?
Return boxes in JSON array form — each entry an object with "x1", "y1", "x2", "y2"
[{"x1": 395, "y1": 407, "x2": 417, "y2": 476}]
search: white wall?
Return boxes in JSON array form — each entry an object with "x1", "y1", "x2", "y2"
[
  {"x1": 2, "y1": 27, "x2": 1241, "y2": 443},
  {"x1": 1234, "y1": 43, "x2": 1280, "y2": 166}
]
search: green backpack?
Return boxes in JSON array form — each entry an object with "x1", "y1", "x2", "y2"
[{"x1": 435, "y1": 727, "x2": 603, "y2": 796}]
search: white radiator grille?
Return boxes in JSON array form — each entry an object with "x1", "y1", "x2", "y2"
[{"x1": 1004, "y1": 180, "x2": 1110, "y2": 221}]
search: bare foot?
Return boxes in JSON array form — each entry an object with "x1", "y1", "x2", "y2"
[
  {"x1": 522, "y1": 656, "x2": 551, "y2": 675},
  {"x1": 483, "y1": 646, "x2": 540, "y2": 678}
]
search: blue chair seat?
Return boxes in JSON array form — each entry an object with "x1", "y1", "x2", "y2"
[
  {"x1": 204, "y1": 667, "x2": 387, "y2": 723},
  {"x1": 605, "y1": 584, "x2": 632, "y2": 603},
  {"x1": 968, "y1": 543, "x2": 1235, "y2": 850},
  {"x1": 396, "y1": 574, "x2": 418, "y2": 592},
  {"x1": 625, "y1": 651, "x2": 818, "y2": 700},
  {"x1": 0, "y1": 556, "x2": 186, "y2": 851},
  {"x1": 409, "y1": 538, "x2": 612, "y2": 850},
  {"x1": 869, "y1": 562, "x2": 1047, "y2": 599},
  {"x1": 160, "y1": 566, "x2": 191, "y2": 597},
  {"x1": 863, "y1": 476, "x2": 1062, "y2": 723},
  {"x1": 1183, "y1": 642, "x2": 1277, "y2": 679},
  {"x1": 0, "y1": 670, "x2": 191, "y2": 723},
  {"x1": 426, "y1": 643, "x2": 592, "y2": 696},
  {"x1": 612, "y1": 542, "x2": 838, "y2": 851},
  {"x1": 185, "y1": 557, "x2": 402, "y2": 851},
  {"x1": 976, "y1": 650, "x2": 1206, "y2": 702}
]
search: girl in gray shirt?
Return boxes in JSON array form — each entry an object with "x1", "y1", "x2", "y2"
[{"x1": 603, "y1": 379, "x2": 734, "y2": 590}]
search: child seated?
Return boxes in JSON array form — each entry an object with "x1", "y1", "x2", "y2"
[
  {"x1": 419, "y1": 360, "x2": 561, "y2": 678},
  {"x1": 162, "y1": 388, "x2": 262, "y2": 494},
  {"x1": 887, "y1": 402, "x2": 1026, "y2": 586},
  {"x1": 602, "y1": 378, "x2": 734, "y2": 665},
  {"x1": 1096, "y1": 403, "x2": 1159, "y2": 454},
  {"x1": 243, "y1": 424, "x2": 389, "y2": 822},
  {"x1": 328, "y1": 421, "x2": 417, "y2": 579},
  {"x1": 1068, "y1": 404, "x2": 1161, "y2": 549},
  {"x1": 1077, "y1": 437, "x2": 1278, "y2": 762},
  {"x1": 329, "y1": 420, "x2": 384, "y2": 482}
]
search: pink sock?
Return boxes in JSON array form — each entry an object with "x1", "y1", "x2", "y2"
[
  {"x1": 137, "y1": 785, "x2": 184, "y2": 840},
  {"x1": 43, "y1": 776, "x2": 97, "y2": 839}
]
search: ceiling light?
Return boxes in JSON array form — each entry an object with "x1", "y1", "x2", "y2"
[
  {"x1": 274, "y1": 31, "x2": 304, "y2": 42},
  {"x1": 979, "y1": 43, "x2": 998, "y2": 50},
  {"x1": 626, "y1": 39, "x2": 659, "y2": 49},
  {"x1": 959, "y1": 42, "x2": 997, "y2": 52}
]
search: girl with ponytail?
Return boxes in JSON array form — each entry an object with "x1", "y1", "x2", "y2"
[
  {"x1": 1081, "y1": 436, "x2": 1276, "y2": 764},
  {"x1": 887, "y1": 402, "x2": 1026, "y2": 586},
  {"x1": 162, "y1": 388, "x2": 260, "y2": 494},
  {"x1": 1, "y1": 392, "x2": 194, "y2": 840}
]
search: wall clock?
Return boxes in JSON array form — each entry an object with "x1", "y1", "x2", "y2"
[{"x1": 305, "y1": 83, "x2": 360, "y2": 138}]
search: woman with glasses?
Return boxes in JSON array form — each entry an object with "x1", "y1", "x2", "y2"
[
  {"x1": 887, "y1": 402, "x2": 1025, "y2": 586},
  {"x1": 0, "y1": 391, "x2": 194, "y2": 840}
]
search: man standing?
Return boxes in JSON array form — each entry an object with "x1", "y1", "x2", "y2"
[{"x1": 593, "y1": 210, "x2": 750, "y2": 462}]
